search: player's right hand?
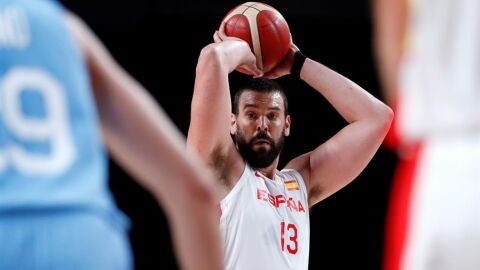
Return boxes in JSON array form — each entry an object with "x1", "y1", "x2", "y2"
[{"x1": 213, "y1": 22, "x2": 263, "y2": 77}]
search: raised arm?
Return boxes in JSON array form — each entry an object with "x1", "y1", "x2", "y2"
[
  {"x1": 372, "y1": 0, "x2": 408, "y2": 104},
  {"x1": 187, "y1": 35, "x2": 261, "y2": 188},
  {"x1": 65, "y1": 12, "x2": 222, "y2": 270},
  {"x1": 286, "y1": 57, "x2": 393, "y2": 206}
]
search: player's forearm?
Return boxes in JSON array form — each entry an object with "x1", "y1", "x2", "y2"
[
  {"x1": 71, "y1": 12, "x2": 223, "y2": 268},
  {"x1": 156, "y1": 153, "x2": 224, "y2": 270},
  {"x1": 374, "y1": 40, "x2": 401, "y2": 104},
  {"x1": 196, "y1": 40, "x2": 254, "y2": 74},
  {"x1": 99, "y1": 80, "x2": 223, "y2": 269},
  {"x1": 300, "y1": 58, "x2": 393, "y2": 127},
  {"x1": 188, "y1": 44, "x2": 236, "y2": 159},
  {"x1": 192, "y1": 43, "x2": 234, "y2": 111},
  {"x1": 191, "y1": 41, "x2": 256, "y2": 110},
  {"x1": 168, "y1": 198, "x2": 224, "y2": 270},
  {"x1": 372, "y1": 0, "x2": 407, "y2": 104},
  {"x1": 96, "y1": 74, "x2": 204, "y2": 201}
]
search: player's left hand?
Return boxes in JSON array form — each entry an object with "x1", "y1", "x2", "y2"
[{"x1": 213, "y1": 22, "x2": 244, "y2": 43}]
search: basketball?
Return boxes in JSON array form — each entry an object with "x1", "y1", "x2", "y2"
[{"x1": 222, "y1": 2, "x2": 291, "y2": 73}]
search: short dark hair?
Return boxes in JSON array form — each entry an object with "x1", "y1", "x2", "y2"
[{"x1": 232, "y1": 78, "x2": 289, "y2": 116}]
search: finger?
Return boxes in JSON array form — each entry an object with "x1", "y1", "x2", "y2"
[
  {"x1": 253, "y1": 73, "x2": 265, "y2": 79},
  {"x1": 240, "y1": 62, "x2": 263, "y2": 78},
  {"x1": 218, "y1": 21, "x2": 229, "y2": 40},
  {"x1": 291, "y1": 42, "x2": 300, "y2": 52},
  {"x1": 219, "y1": 21, "x2": 226, "y2": 30},
  {"x1": 289, "y1": 33, "x2": 300, "y2": 51},
  {"x1": 249, "y1": 63, "x2": 263, "y2": 77},
  {"x1": 213, "y1": 31, "x2": 222, "y2": 43},
  {"x1": 262, "y1": 72, "x2": 278, "y2": 79}
]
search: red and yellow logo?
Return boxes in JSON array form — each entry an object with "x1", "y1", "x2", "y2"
[{"x1": 284, "y1": 179, "x2": 299, "y2": 191}]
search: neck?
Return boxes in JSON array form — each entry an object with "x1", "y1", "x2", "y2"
[{"x1": 255, "y1": 158, "x2": 280, "y2": 179}]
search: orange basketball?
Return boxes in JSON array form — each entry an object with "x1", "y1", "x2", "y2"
[{"x1": 222, "y1": 2, "x2": 291, "y2": 73}]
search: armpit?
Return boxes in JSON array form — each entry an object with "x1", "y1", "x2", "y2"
[{"x1": 209, "y1": 145, "x2": 232, "y2": 189}]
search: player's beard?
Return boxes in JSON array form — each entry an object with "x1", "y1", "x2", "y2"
[{"x1": 235, "y1": 129, "x2": 285, "y2": 169}]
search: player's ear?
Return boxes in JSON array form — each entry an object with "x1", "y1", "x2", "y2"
[
  {"x1": 284, "y1": 115, "x2": 291, "y2": 137},
  {"x1": 230, "y1": 113, "x2": 238, "y2": 135}
]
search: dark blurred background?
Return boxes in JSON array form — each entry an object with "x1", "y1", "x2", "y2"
[{"x1": 59, "y1": 0, "x2": 397, "y2": 269}]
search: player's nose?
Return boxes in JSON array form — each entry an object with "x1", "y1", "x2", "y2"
[{"x1": 256, "y1": 116, "x2": 269, "y2": 131}]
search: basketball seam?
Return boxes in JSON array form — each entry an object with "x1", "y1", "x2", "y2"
[
  {"x1": 229, "y1": 3, "x2": 272, "y2": 34},
  {"x1": 241, "y1": 2, "x2": 258, "y2": 9},
  {"x1": 257, "y1": 11, "x2": 265, "y2": 70},
  {"x1": 243, "y1": 3, "x2": 261, "y2": 12},
  {"x1": 243, "y1": 7, "x2": 263, "y2": 69},
  {"x1": 231, "y1": 5, "x2": 251, "y2": 35}
]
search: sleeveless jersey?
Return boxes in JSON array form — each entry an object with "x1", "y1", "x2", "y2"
[
  {"x1": 0, "y1": 0, "x2": 126, "y2": 225},
  {"x1": 220, "y1": 164, "x2": 310, "y2": 270},
  {"x1": 397, "y1": 0, "x2": 480, "y2": 141}
]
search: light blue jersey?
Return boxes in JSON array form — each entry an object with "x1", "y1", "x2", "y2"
[
  {"x1": 0, "y1": 0, "x2": 124, "y2": 220},
  {"x1": 0, "y1": 1, "x2": 132, "y2": 269}
]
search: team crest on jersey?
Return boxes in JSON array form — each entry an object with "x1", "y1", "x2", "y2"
[{"x1": 284, "y1": 179, "x2": 299, "y2": 191}]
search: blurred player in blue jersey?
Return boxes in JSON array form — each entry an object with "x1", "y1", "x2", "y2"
[{"x1": 0, "y1": 0, "x2": 223, "y2": 269}]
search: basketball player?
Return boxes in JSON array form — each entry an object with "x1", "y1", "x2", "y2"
[
  {"x1": 373, "y1": 0, "x2": 480, "y2": 269},
  {"x1": 187, "y1": 22, "x2": 393, "y2": 269},
  {"x1": 0, "y1": 0, "x2": 222, "y2": 269}
]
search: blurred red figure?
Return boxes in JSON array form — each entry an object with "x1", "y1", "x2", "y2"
[{"x1": 373, "y1": 0, "x2": 480, "y2": 269}]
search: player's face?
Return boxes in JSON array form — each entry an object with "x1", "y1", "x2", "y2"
[{"x1": 232, "y1": 90, "x2": 291, "y2": 168}]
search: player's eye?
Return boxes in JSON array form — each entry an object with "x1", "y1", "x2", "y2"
[
  {"x1": 246, "y1": 112, "x2": 257, "y2": 119},
  {"x1": 268, "y1": 113, "x2": 278, "y2": 120}
]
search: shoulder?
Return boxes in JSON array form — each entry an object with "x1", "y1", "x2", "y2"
[{"x1": 279, "y1": 167, "x2": 302, "y2": 179}]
